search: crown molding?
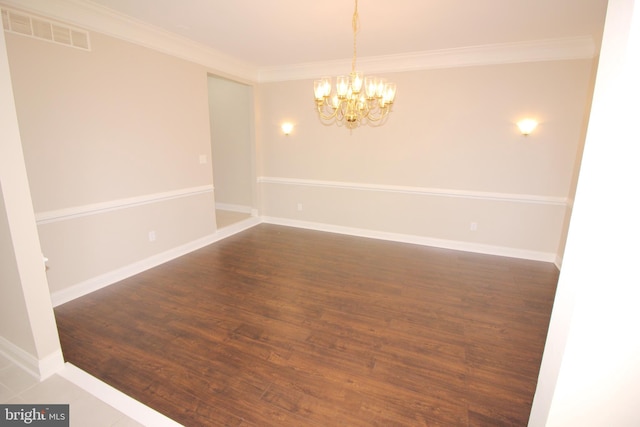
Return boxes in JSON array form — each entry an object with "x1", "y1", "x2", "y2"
[
  {"x1": 0, "y1": 0, "x2": 259, "y2": 82},
  {"x1": 259, "y1": 37, "x2": 598, "y2": 82},
  {"x1": 2, "y1": 1, "x2": 597, "y2": 84}
]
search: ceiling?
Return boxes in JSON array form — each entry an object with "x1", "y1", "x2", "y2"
[{"x1": 84, "y1": 0, "x2": 609, "y2": 69}]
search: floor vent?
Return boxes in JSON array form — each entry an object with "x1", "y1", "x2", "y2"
[{"x1": 1, "y1": 7, "x2": 90, "y2": 51}]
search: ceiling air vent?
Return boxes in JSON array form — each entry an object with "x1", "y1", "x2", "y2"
[{"x1": 1, "y1": 7, "x2": 90, "y2": 51}]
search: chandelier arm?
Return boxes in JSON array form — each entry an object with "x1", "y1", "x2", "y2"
[
  {"x1": 317, "y1": 105, "x2": 340, "y2": 121},
  {"x1": 336, "y1": 103, "x2": 346, "y2": 121},
  {"x1": 364, "y1": 112, "x2": 389, "y2": 122},
  {"x1": 362, "y1": 106, "x2": 392, "y2": 122},
  {"x1": 363, "y1": 116, "x2": 390, "y2": 127}
]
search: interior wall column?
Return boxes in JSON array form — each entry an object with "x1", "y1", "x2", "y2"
[{"x1": 0, "y1": 26, "x2": 63, "y2": 379}]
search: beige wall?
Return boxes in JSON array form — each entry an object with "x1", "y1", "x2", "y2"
[
  {"x1": 257, "y1": 59, "x2": 596, "y2": 260},
  {"x1": 8, "y1": 31, "x2": 213, "y2": 211},
  {"x1": 6, "y1": 2, "x2": 638, "y2": 422},
  {"x1": 5, "y1": 29, "x2": 216, "y2": 296},
  {"x1": 208, "y1": 75, "x2": 254, "y2": 210},
  {"x1": 4, "y1": 7, "x2": 597, "y2": 303}
]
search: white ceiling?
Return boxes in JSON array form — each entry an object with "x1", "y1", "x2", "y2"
[{"x1": 84, "y1": 0, "x2": 609, "y2": 69}]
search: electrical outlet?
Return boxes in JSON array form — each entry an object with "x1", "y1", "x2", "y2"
[
  {"x1": 199, "y1": 154, "x2": 207, "y2": 164},
  {"x1": 148, "y1": 230, "x2": 156, "y2": 242},
  {"x1": 297, "y1": 203, "x2": 303, "y2": 211},
  {"x1": 470, "y1": 222, "x2": 478, "y2": 231}
]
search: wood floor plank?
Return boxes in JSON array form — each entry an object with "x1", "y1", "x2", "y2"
[{"x1": 55, "y1": 224, "x2": 558, "y2": 426}]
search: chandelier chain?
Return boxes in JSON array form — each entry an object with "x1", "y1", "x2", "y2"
[{"x1": 352, "y1": 0, "x2": 359, "y2": 73}]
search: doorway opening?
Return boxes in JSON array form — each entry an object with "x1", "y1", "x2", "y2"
[{"x1": 207, "y1": 75, "x2": 256, "y2": 229}]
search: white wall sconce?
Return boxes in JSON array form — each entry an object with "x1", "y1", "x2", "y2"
[
  {"x1": 281, "y1": 122, "x2": 294, "y2": 135},
  {"x1": 517, "y1": 119, "x2": 538, "y2": 136}
]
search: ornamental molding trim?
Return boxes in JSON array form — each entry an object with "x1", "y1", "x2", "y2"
[
  {"x1": 2, "y1": 0, "x2": 597, "y2": 83},
  {"x1": 260, "y1": 37, "x2": 597, "y2": 82}
]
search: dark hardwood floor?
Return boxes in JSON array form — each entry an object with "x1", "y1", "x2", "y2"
[{"x1": 54, "y1": 224, "x2": 559, "y2": 426}]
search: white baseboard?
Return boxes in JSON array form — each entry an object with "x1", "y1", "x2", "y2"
[
  {"x1": 59, "y1": 363, "x2": 182, "y2": 426},
  {"x1": 51, "y1": 217, "x2": 261, "y2": 307},
  {"x1": 51, "y1": 212, "x2": 557, "y2": 308},
  {"x1": 0, "y1": 336, "x2": 64, "y2": 380},
  {"x1": 261, "y1": 216, "x2": 557, "y2": 263},
  {"x1": 214, "y1": 216, "x2": 261, "y2": 239},
  {"x1": 554, "y1": 254, "x2": 563, "y2": 270},
  {"x1": 38, "y1": 349, "x2": 65, "y2": 380}
]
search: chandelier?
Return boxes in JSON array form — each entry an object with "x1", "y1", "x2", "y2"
[{"x1": 313, "y1": 0, "x2": 397, "y2": 129}]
